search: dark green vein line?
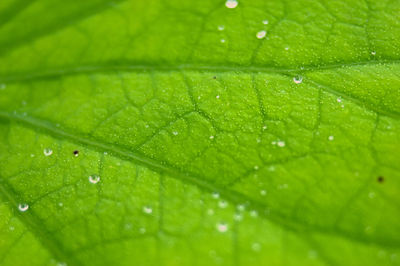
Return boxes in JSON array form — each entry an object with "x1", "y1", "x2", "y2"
[
  {"x1": 0, "y1": 0, "x2": 37, "y2": 28},
  {"x1": 0, "y1": 178, "x2": 82, "y2": 266},
  {"x1": 0, "y1": 59, "x2": 399, "y2": 83},
  {"x1": 0, "y1": 111, "x2": 399, "y2": 249}
]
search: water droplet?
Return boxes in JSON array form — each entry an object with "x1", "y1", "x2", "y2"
[
  {"x1": 43, "y1": 148, "x2": 53, "y2": 156},
  {"x1": 237, "y1": 204, "x2": 245, "y2": 211},
  {"x1": 233, "y1": 213, "x2": 243, "y2": 221},
  {"x1": 328, "y1": 135, "x2": 334, "y2": 141},
  {"x1": 216, "y1": 95, "x2": 220, "y2": 99},
  {"x1": 216, "y1": 222, "x2": 228, "y2": 232},
  {"x1": 278, "y1": 183, "x2": 288, "y2": 189},
  {"x1": 30, "y1": 154, "x2": 35, "y2": 158},
  {"x1": 218, "y1": 200, "x2": 228, "y2": 208},
  {"x1": 262, "y1": 125, "x2": 267, "y2": 130},
  {"x1": 212, "y1": 192, "x2": 220, "y2": 199},
  {"x1": 252, "y1": 242, "x2": 261, "y2": 252},
  {"x1": 209, "y1": 135, "x2": 215, "y2": 140},
  {"x1": 225, "y1": 0, "x2": 238, "y2": 9},
  {"x1": 285, "y1": 47, "x2": 290, "y2": 51},
  {"x1": 371, "y1": 51, "x2": 376, "y2": 56},
  {"x1": 207, "y1": 209, "x2": 214, "y2": 215},
  {"x1": 143, "y1": 205, "x2": 153, "y2": 214},
  {"x1": 369, "y1": 191, "x2": 376, "y2": 199},
  {"x1": 218, "y1": 25, "x2": 225, "y2": 31},
  {"x1": 256, "y1": 30, "x2": 267, "y2": 39},
  {"x1": 220, "y1": 39, "x2": 226, "y2": 43},
  {"x1": 18, "y1": 203, "x2": 29, "y2": 212},
  {"x1": 172, "y1": 131, "x2": 178, "y2": 136},
  {"x1": 9, "y1": 226, "x2": 15, "y2": 231},
  {"x1": 293, "y1": 76, "x2": 303, "y2": 84},
  {"x1": 254, "y1": 165, "x2": 259, "y2": 170},
  {"x1": 58, "y1": 202, "x2": 63, "y2": 207},
  {"x1": 56, "y1": 262, "x2": 67, "y2": 266},
  {"x1": 337, "y1": 97, "x2": 342, "y2": 103},
  {"x1": 139, "y1": 227, "x2": 146, "y2": 234},
  {"x1": 260, "y1": 190, "x2": 267, "y2": 196},
  {"x1": 262, "y1": 20, "x2": 269, "y2": 25},
  {"x1": 73, "y1": 150, "x2": 79, "y2": 157},
  {"x1": 88, "y1": 174, "x2": 100, "y2": 184},
  {"x1": 250, "y1": 210, "x2": 258, "y2": 217},
  {"x1": 277, "y1": 141, "x2": 285, "y2": 147}
]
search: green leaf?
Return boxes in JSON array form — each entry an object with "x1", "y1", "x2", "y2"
[{"x1": 0, "y1": 0, "x2": 399, "y2": 265}]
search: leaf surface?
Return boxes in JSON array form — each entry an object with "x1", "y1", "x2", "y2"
[{"x1": 0, "y1": 0, "x2": 399, "y2": 265}]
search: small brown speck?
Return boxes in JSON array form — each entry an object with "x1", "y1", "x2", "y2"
[
  {"x1": 377, "y1": 176, "x2": 384, "y2": 183},
  {"x1": 213, "y1": 76, "x2": 217, "y2": 79}
]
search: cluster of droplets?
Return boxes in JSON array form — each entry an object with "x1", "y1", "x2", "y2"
[
  {"x1": 225, "y1": 0, "x2": 238, "y2": 9},
  {"x1": 88, "y1": 174, "x2": 100, "y2": 184}
]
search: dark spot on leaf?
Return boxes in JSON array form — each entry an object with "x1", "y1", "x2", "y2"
[
  {"x1": 213, "y1": 76, "x2": 217, "y2": 79},
  {"x1": 377, "y1": 176, "x2": 384, "y2": 183},
  {"x1": 73, "y1": 150, "x2": 79, "y2": 156}
]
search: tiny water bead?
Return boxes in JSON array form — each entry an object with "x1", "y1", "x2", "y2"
[
  {"x1": 43, "y1": 148, "x2": 53, "y2": 156},
  {"x1": 277, "y1": 141, "x2": 285, "y2": 147},
  {"x1": 143, "y1": 206, "x2": 153, "y2": 214},
  {"x1": 262, "y1": 20, "x2": 269, "y2": 25},
  {"x1": 216, "y1": 222, "x2": 228, "y2": 233},
  {"x1": 172, "y1": 131, "x2": 179, "y2": 136},
  {"x1": 328, "y1": 135, "x2": 334, "y2": 141},
  {"x1": 252, "y1": 242, "x2": 261, "y2": 252},
  {"x1": 237, "y1": 204, "x2": 245, "y2": 211},
  {"x1": 18, "y1": 203, "x2": 29, "y2": 212},
  {"x1": 225, "y1": 0, "x2": 238, "y2": 9},
  {"x1": 220, "y1": 39, "x2": 226, "y2": 43},
  {"x1": 209, "y1": 135, "x2": 215, "y2": 140},
  {"x1": 256, "y1": 30, "x2": 267, "y2": 39},
  {"x1": 293, "y1": 76, "x2": 303, "y2": 84},
  {"x1": 337, "y1": 97, "x2": 342, "y2": 103},
  {"x1": 88, "y1": 174, "x2": 100, "y2": 184},
  {"x1": 233, "y1": 213, "x2": 243, "y2": 221},
  {"x1": 73, "y1": 150, "x2": 79, "y2": 157},
  {"x1": 207, "y1": 209, "x2": 215, "y2": 215},
  {"x1": 218, "y1": 200, "x2": 228, "y2": 208},
  {"x1": 371, "y1": 51, "x2": 376, "y2": 56},
  {"x1": 250, "y1": 210, "x2": 258, "y2": 217},
  {"x1": 260, "y1": 190, "x2": 267, "y2": 196},
  {"x1": 212, "y1": 192, "x2": 220, "y2": 199},
  {"x1": 218, "y1": 25, "x2": 225, "y2": 31}
]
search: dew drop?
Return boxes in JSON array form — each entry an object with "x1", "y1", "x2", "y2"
[
  {"x1": 262, "y1": 125, "x2": 267, "y2": 130},
  {"x1": 254, "y1": 165, "x2": 259, "y2": 170},
  {"x1": 277, "y1": 141, "x2": 285, "y2": 147},
  {"x1": 252, "y1": 242, "x2": 261, "y2": 252},
  {"x1": 233, "y1": 213, "x2": 243, "y2": 221},
  {"x1": 216, "y1": 222, "x2": 228, "y2": 232},
  {"x1": 207, "y1": 209, "x2": 214, "y2": 215},
  {"x1": 88, "y1": 174, "x2": 100, "y2": 184},
  {"x1": 293, "y1": 76, "x2": 303, "y2": 84},
  {"x1": 250, "y1": 210, "x2": 258, "y2": 217},
  {"x1": 209, "y1": 135, "x2": 215, "y2": 140},
  {"x1": 216, "y1": 95, "x2": 220, "y2": 99},
  {"x1": 73, "y1": 150, "x2": 79, "y2": 157},
  {"x1": 43, "y1": 148, "x2": 53, "y2": 156},
  {"x1": 256, "y1": 30, "x2": 267, "y2": 39},
  {"x1": 237, "y1": 204, "x2": 245, "y2": 211},
  {"x1": 260, "y1": 190, "x2": 267, "y2": 196},
  {"x1": 18, "y1": 203, "x2": 29, "y2": 212},
  {"x1": 368, "y1": 191, "x2": 376, "y2": 199},
  {"x1": 328, "y1": 135, "x2": 334, "y2": 141},
  {"x1": 58, "y1": 202, "x2": 63, "y2": 207},
  {"x1": 172, "y1": 131, "x2": 178, "y2": 136},
  {"x1": 212, "y1": 192, "x2": 220, "y2": 199},
  {"x1": 262, "y1": 20, "x2": 269, "y2": 25},
  {"x1": 285, "y1": 47, "x2": 289, "y2": 51},
  {"x1": 220, "y1": 39, "x2": 226, "y2": 43},
  {"x1": 143, "y1": 205, "x2": 153, "y2": 214},
  {"x1": 9, "y1": 226, "x2": 15, "y2": 231},
  {"x1": 218, "y1": 200, "x2": 228, "y2": 208},
  {"x1": 218, "y1": 25, "x2": 225, "y2": 31},
  {"x1": 139, "y1": 227, "x2": 146, "y2": 234},
  {"x1": 371, "y1": 51, "x2": 376, "y2": 56},
  {"x1": 225, "y1": 0, "x2": 238, "y2": 9}
]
